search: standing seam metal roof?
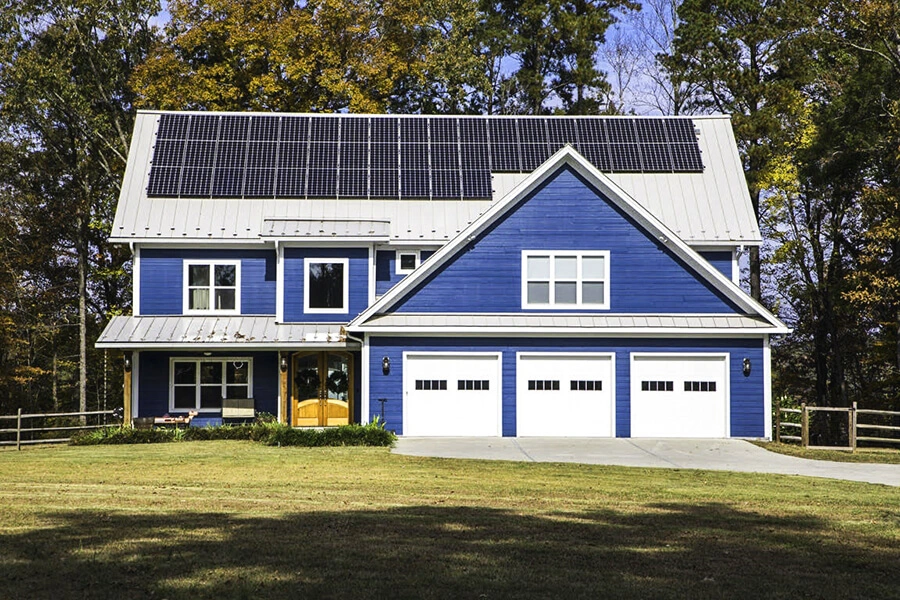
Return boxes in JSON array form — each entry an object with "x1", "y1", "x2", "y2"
[{"x1": 111, "y1": 112, "x2": 760, "y2": 246}]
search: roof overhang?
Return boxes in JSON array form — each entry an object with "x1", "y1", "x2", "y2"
[
  {"x1": 351, "y1": 313, "x2": 789, "y2": 336},
  {"x1": 96, "y1": 316, "x2": 360, "y2": 350}
]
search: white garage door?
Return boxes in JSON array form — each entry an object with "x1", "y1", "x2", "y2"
[
  {"x1": 631, "y1": 354, "x2": 728, "y2": 438},
  {"x1": 517, "y1": 354, "x2": 614, "y2": 437},
  {"x1": 404, "y1": 353, "x2": 501, "y2": 436}
]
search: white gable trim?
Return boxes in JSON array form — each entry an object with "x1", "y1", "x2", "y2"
[{"x1": 349, "y1": 146, "x2": 787, "y2": 332}]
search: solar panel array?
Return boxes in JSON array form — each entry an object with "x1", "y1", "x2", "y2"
[{"x1": 147, "y1": 114, "x2": 703, "y2": 200}]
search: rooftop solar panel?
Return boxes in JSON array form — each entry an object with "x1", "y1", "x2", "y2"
[
  {"x1": 147, "y1": 113, "x2": 704, "y2": 200},
  {"x1": 430, "y1": 118, "x2": 457, "y2": 144}
]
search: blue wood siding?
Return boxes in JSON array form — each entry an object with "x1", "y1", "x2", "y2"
[
  {"x1": 283, "y1": 248, "x2": 369, "y2": 322},
  {"x1": 375, "y1": 250, "x2": 435, "y2": 296},
  {"x1": 136, "y1": 351, "x2": 279, "y2": 417},
  {"x1": 140, "y1": 248, "x2": 276, "y2": 315},
  {"x1": 698, "y1": 250, "x2": 733, "y2": 279},
  {"x1": 392, "y1": 168, "x2": 740, "y2": 314},
  {"x1": 368, "y1": 336, "x2": 765, "y2": 438}
]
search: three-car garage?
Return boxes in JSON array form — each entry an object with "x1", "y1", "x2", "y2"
[{"x1": 401, "y1": 351, "x2": 733, "y2": 438}]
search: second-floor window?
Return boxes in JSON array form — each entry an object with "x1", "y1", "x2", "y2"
[
  {"x1": 522, "y1": 251, "x2": 609, "y2": 309},
  {"x1": 305, "y1": 258, "x2": 349, "y2": 313},
  {"x1": 184, "y1": 261, "x2": 240, "y2": 314}
]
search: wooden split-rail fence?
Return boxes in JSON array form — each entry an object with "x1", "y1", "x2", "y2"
[{"x1": 776, "y1": 402, "x2": 900, "y2": 450}]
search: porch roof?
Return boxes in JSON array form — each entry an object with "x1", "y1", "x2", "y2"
[{"x1": 96, "y1": 316, "x2": 358, "y2": 350}]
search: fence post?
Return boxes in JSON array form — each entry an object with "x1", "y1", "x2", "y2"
[
  {"x1": 801, "y1": 402, "x2": 809, "y2": 448},
  {"x1": 16, "y1": 408, "x2": 22, "y2": 451},
  {"x1": 775, "y1": 398, "x2": 781, "y2": 443},
  {"x1": 850, "y1": 401, "x2": 857, "y2": 451}
]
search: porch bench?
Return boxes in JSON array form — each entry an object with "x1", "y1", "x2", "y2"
[{"x1": 222, "y1": 398, "x2": 255, "y2": 420}]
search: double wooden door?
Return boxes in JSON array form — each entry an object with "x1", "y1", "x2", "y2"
[{"x1": 292, "y1": 352, "x2": 352, "y2": 427}]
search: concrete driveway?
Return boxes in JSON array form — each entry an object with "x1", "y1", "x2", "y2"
[{"x1": 393, "y1": 437, "x2": 900, "y2": 487}]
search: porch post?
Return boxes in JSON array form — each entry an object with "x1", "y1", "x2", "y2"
[
  {"x1": 123, "y1": 351, "x2": 133, "y2": 426},
  {"x1": 279, "y1": 351, "x2": 289, "y2": 425}
]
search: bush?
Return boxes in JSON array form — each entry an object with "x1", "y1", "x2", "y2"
[
  {"x1": 71, "y1": 420, "x2": 396, "y2": 447},
  {"x1": 71, "y1": 427, "x2": 177, "y2": 445}
]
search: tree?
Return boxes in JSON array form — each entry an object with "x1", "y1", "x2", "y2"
[
  {"x1": 0, "y1": 0, "x2": 157, "y2": 414},
  {"x1": 666, "y1": 0, "x2": 821, "y2": 300}
]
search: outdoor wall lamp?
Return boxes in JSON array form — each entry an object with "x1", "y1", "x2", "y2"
[
  {"x1": 123, "y1": 353, "x2": 132, "y2": 373},
  {"x1": 742, "y1": 357, "x2": 752, "y2": 377},
  {"x1": 382, "y1": 356, "x2": 391, "y2": 375},
  {"x1": 280, "y1": 355, "x2": 288, "y2": 373}
]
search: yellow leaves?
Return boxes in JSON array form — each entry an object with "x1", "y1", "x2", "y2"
[{"x1": 132, "y1": 0, "x2": 433, "y2": 113}]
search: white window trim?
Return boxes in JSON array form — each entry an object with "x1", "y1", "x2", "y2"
[
  {"x1": 521, "y1": 250, "x2": 610, "y2": 309},
  {"x1": 304, "y1": 257, "x2": 350, "y2": 314},
  {"x1": 182, "y1": 260, "x2": 241, "y2": 315},
  {"x1": 395, "y1": 250, "x2": 420, "y2": 275},
  {"x1": 169, "y1": 357, "x2": 253, "y2": 413}
]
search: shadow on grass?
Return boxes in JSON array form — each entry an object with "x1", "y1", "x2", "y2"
[{"x1": 1, "y1": 503, "x2": 897, "y2": 599}]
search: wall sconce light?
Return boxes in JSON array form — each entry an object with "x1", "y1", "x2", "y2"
[
  {"x1": 280, "y1": 356, "x2": 288, "y2": 373},
  {"x1": 123, "y1": 354, "x2": 132, "y2": 373},
  {"x1": 742, "y1": 357, "x2": 751, "y2": 377},
  {"x1": 382, "y1": 356, "x2": 391, "y2": 375}
]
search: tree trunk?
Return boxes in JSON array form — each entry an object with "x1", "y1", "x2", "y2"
[{"x1": 78, "y1": 217, "x2": 87, "y2": 424}]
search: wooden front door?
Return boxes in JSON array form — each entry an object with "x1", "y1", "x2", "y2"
[{"x1": 292, "y1": 352, "x2": 352, "y2": 426}]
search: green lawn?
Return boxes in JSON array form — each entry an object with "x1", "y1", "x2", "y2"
[
  {"x1": 754, "y1": 441, "x2": 900, "y2": 463},
  {"x1": 1, "y1": 442, "x2": 898, "y2": 599}
]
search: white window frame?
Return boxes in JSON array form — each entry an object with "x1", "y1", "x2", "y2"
[
  {"x1": 521, "y1": 250, "x2": 610, "y2": 309},
  {"x1": 304, "y1": 257, "x2": 350, "y2": 314},
  {"x1": 183, "y1": 260, "x2": 241, "y2": 315},
  {"x1": 395, "y1": 250, "x2": 420, "y2": 275},
  {"x1": 169, "y1": 357, "x2": 253, "y2": 413}
]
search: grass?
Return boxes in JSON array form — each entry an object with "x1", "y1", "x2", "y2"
[
  {"x1": 754, "y1": 441, "x2": 900, "y2": 464},
  {"x1": 1, "y1": 442, "x2": 898, "y2": 599}
]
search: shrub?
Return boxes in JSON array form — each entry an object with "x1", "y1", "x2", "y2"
[
  {"x1": 71, "y1": 420, "x2": 396, "y2": 447},
  {"x1": 71, "y1": 427, "x2": 177, "y2": 445}
]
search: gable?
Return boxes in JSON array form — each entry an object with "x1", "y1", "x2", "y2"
[{"x1": 391, "y1": 167, "x2": 742, "y2": 315}]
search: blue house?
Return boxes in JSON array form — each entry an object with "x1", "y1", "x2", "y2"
[{"x1": 97, "y1": 111, "x2": 788, "y2": 438}]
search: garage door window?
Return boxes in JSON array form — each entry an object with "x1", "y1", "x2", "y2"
[
  {"x1": 522, "y1": 251, "x2": 609, "y2": 309},
  {"x1": 415, "y1": 379, "x2": 447, "y2": 390},
  {"x1": 641, "y1": 380, "x2": 673, "y2": 391},
  {"x1": 458, "y1": 379, "x2": 490, "y2": 390},
  {"x1": 684, "y1": 381, "x2": 717, "y2": 392},
  {"x1": 527, "y1": 379, "x2": 560, "y2": 391},
  {"x1": 571, "y1": 380, "x2": 602, "y2": 391}
]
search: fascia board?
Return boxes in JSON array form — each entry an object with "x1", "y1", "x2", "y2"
[{"x1": 347, "y1": 326, "x2": 786, "y2": 337}]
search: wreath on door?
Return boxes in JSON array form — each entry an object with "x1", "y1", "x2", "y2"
[
  {"x1": 295, "y1": 368, "x2": 320, "y2": 399},
  {"x1": 327, "y1": 370, "x2": 349, "y2": 395}
]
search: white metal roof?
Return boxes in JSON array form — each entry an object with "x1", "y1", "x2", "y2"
[
  {"x1": 96, "y1": 316, "x2": 356, "y2": 349},
  {"x1": 353, "y1": 313, "x2": 779, "y2": 335},
  {"x1": 261, "y1": 218, "x2": 391, "y2": 240},
  {"x1": 111, "y1": 111, "x2": 759, "y2": 246}
]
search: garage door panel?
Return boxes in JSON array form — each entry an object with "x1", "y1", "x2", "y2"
[
  {"x1": 405, "y1": 354, "x2": 500, "y2": 437},
  {"x1": 517, "y1": 354, "x2": 614, "y2": 437},
  {"x1": 631, "y1": 355, "x2": 727, "y2": 438}
]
